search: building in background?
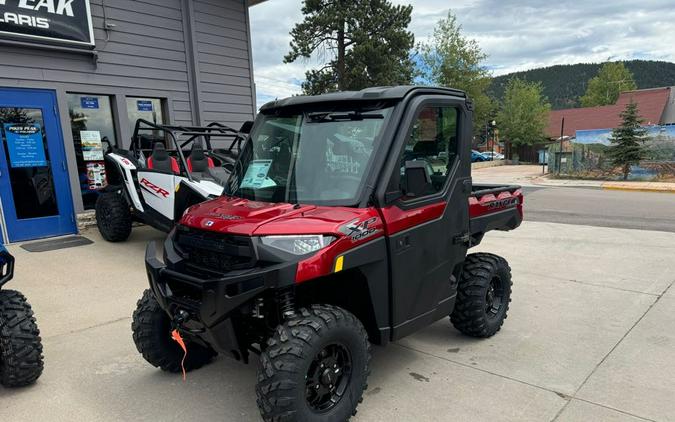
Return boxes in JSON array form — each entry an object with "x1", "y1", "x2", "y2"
[
  {"x1": 547, "y1": 87, "x2": 674, "y2": 139},
  {"x1": 0, "y1": 0, "x2": 266, "y2": 242},
  {"x1": 546, "y1": 87, "x2": 675, "y2": 176}
]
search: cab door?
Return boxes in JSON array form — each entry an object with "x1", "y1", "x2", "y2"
[{"x1": 378, "y1": 96, "x2": 472, "y2": 340}]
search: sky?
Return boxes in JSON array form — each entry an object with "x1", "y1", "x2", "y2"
[{"x1": 249, "y1": 0, "x2": 675, "y2": 108}]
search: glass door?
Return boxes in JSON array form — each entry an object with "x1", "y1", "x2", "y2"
[{"x1": 0, "y1": 89, "x2": 77, "y2": 242}]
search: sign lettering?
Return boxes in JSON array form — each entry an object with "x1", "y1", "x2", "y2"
[{"x1": 0, "y1": 0, "x2": 93, "y2": 47}]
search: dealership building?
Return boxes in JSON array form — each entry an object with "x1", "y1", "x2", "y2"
[{"x1": 0, "y1": 0, "x2": 265, "y2": 242}]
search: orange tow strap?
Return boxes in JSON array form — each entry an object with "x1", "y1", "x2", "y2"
[{"x1": 171, "y1": 329, "x2": 187, "y2": 382}]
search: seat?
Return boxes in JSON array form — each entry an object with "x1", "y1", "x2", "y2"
[
  {"x1": 187, "y1": 143, "x2": 215, "y2": 173},
  {"x1": 147, "y1": 142, "x2": 179, "y2": 174}
]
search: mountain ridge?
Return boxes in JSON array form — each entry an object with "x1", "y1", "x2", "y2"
[{"x1": 488, "y1": 60, "x2": 675, "y2": 110}]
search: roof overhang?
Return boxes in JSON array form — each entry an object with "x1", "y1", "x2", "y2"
[{"x1": 248, "y1": 0, "x2": 268, "y2": 6}]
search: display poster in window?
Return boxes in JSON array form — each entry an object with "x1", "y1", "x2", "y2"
[
  {"x1": 85, "y1": 162, "x2": 107, "y2": 190},
  {"x1": 0, "y1": 0, "x2": 95, "y2": 47},
  {"x1": 4, "y1": 123, "x2": 47, "y2": 168},
  {"x1": 240, "y1": 160, "x2": 273, "y2": 189},
  {"x1": 80, "y1": 130, "x2": 103, "y2": 161},
  {"x1": 137, "y1": 100, "x2": 153, "y2": 112}
]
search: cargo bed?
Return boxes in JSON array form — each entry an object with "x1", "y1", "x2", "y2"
[{"x1": 468, "y1": 183, "x2": 523, "y2": 246}]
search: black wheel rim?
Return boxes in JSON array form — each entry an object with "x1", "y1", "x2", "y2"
[
  {"x1": 485, "y1": 275, "x2": 505, "y2": 318},
  {"x1": 305, "y1": 343, "x2": 352, "y2": 413}
]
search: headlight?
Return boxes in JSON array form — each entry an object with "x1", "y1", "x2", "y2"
[{"x1": 260, "y1": 235, "x2": 336, "y2": 255}]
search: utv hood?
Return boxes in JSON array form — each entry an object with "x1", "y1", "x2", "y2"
[{"x1": 180, "y1": 196, "x2": 374, "y2": 236}]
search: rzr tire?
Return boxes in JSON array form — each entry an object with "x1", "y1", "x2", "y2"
[
  {"x1": 256, "y1": 304, "x2": 371, "y2": 422},
  {"x1": 95, "y1": 191, "x2": 132, "y2": 242},
  {"x1": 0, "y1": 290, "x2": 44, "y2": 387},
  {"x1": 131, "y1": 289, "x2": 216, "y2": 373},
  {"x1": 451, "y1": 253, "x2": 512, "y2": 338}
]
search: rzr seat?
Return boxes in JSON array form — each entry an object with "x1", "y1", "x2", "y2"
[
  {"x1": 187, "y1": 143, "x2": 215, "y2": 173},
  {"x1": 147, "y1": 142, "x2": 179, "y2": 174}
]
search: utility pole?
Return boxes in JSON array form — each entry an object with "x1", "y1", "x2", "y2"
[{"x1": 558, "y1": 117, "x2": 565, "y2": 174}]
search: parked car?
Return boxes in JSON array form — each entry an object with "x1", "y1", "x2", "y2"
[
  {"x1": 132, "y1": 86, "x2": 523, "y2": 422},
  {"x1": 482, "y1": 151, "x2": 505, "y2": 160},
  {"x1": 471, "y1": 149, "x2": 489, "y2": 162}
]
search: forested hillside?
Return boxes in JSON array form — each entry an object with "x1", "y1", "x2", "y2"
[{"x1": 488, "y1": 60, "x2": 675, "y2": 109}]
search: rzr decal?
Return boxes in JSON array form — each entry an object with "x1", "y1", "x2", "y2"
[
  {"x1": 340, "y1": 217, "x2": 380, "y2": 242},
  {"x1": 140, "y1": 178, "x2": 170, "y2": 198}
]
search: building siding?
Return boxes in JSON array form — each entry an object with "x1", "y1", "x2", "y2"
[
  {"x1": 193, "y1": 0, "x2": 255, "y2": 129},
  {"x1": 0, "y1": 0, "x2": 256, "y2": 213}
]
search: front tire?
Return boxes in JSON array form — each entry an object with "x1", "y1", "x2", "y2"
[
  {"x1": 0, "y1": 290, "x2": 44, "y2": 387},
  {"x1": 131, "y1": 290, "x2": 216, "y2": 373},
  {"x1": 95, "y1": 191, "x2": 132, "y2": 242},
  {"x1": 256, "y1": 305, "x2": 371, "y2": 422},
  {"x1": 451, "y1": 253, "x2": 512, "y2": 338}
]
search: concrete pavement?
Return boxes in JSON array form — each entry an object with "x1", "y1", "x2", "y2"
[
  {"x1": 473, "y1": 164, "x2": 675, "y2": 193},
  {"x1": 1, "y1": 222, "x2": 674, "y2": 422}
]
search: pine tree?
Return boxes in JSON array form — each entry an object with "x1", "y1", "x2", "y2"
[
  {"x1": 607, "y1": 101, "x2": 647, "y2": 180},
  {"x1": 284, "y1": 0, "x2": 415, "y2": 95}
]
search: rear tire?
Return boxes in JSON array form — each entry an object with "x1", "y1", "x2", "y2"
[
  {"x1": 131, "y1": 289, "x2": 216, "y2": 373},
  {"x1": 0, "y1": 290, "x2": 44, "y2": 387},
  {"x1": 95, "y1": 191, "x2": 132, "y2": 242},
  {"x1": 451, "y1": 253, "x2": 512, "y2": 338},
  {"x1": 256, "y1": 305, "x2": 371, "y2": 422}
]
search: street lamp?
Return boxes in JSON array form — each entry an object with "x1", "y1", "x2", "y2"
[{"x1": 486, "y1": 120, "x2": 497, "y2": 160}]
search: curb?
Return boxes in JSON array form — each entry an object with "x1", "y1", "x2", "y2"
[{"x1": 601, "y1": 185, "x2": 675, "y2": 194}]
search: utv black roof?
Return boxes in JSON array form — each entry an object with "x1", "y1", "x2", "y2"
[{"x1": 259, "y1": 85, "x2": 467, "y2": 112}]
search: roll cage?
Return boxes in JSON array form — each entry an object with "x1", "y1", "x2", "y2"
[{"x1": 128, "y1": 119, "x2": 249, "y2": 181}]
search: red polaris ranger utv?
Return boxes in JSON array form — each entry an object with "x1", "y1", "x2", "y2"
[{"x1": 132, "y1": 86, "x2": 523, "y2": 421}]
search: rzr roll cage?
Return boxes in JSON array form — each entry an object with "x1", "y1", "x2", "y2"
[{"x1": 129, "y1": 119, "x2": 247, "y2": 182}]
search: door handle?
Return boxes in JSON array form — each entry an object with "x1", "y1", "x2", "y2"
[
  {"x1": 62, "y1": 161, "x2": 66, "y2": 171},
  {"x1": 395, "y1": 235, "x2": 411, "y2": 250}
]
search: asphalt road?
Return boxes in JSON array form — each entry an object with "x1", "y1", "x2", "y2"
[{"x1": 522, "y1": 186, "x2": 675, "y2": 233}]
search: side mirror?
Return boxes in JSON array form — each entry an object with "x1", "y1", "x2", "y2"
[
  {"x1": 403, "y1": 160, "x2": 432, "y2": 198},
  {"x1": 239, "y1": 121, "x2": 254, "y2": 134}
]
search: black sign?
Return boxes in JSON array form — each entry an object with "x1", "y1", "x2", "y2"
[{"x1": 0, "y1": 0, "x2": 94, "y2": 47}]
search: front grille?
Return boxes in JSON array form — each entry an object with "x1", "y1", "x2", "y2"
[{"x1": 174, "y1": 226, "x2": 255, "y2": 275}]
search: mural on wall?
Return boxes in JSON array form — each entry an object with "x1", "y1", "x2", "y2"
[
  {"x1": 550, "y1": 125, "x2": 675, "y2": 180},
  {"x1": 576, "y1": 125, "x2": 675, "y2": 161}
]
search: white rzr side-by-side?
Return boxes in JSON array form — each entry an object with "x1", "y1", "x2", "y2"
[{"x1": 95, "y1": 119, "x2": 250, "y2": 242}]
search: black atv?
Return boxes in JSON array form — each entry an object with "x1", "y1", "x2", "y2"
[{"x1": 0, "y1": 246, "x2": 43, "y2": 387}]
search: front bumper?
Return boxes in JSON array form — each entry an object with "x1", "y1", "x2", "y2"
[{"x1": 144, "y1": 239, "x2": 296, "y2": 357}]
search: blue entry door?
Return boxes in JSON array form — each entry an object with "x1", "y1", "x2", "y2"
[{"x1": 0, "y1": 89, "x2": 77, "y2": 242}]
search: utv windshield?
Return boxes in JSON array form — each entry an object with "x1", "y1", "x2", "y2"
[{"x1": 227, "y1": 105, "x2": 394, "y2": 205}]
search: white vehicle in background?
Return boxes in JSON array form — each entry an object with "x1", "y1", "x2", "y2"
[
  {"x1": 482, "y1": 151, "x2": 505, "y2": 160},
  {"x1": 95, "y1": 119, "x2": 250, "y2": 241}
]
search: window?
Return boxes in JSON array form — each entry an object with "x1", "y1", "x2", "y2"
[
  {"x1": 126, "y1": 97, "x2": 164, "y2": 135},
  {"x1": 400, "y1": 106, "x2": 459, "y2": 198},
  {"x1": 0, "y1": 107, "x2": 58, "y2": 219},
  {"x1": 67, "y1": 94, "x2": 118, "y2": 210},
  {"x1": 228, "y1": 106, "x2": 393, "y2": 205}
]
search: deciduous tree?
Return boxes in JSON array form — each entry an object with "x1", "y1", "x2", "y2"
[
  {"x1": 417, "y1": 11, "x2": 493, "y2": 132},
  {"x1": 580, "y1": 62, "x2": 637, "y2": 107},
  {"x1": 497, "y1": 78, "x2": 551, "y2": 146}
]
